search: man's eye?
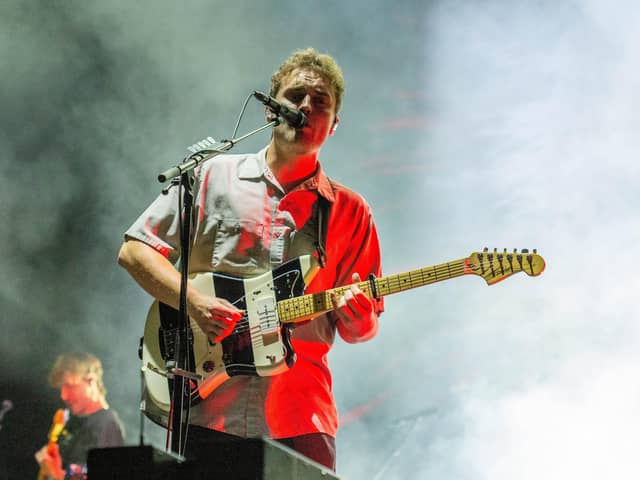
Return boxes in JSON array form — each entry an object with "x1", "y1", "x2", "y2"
[{"x1": 288, "y1": 93, "x2": 304, "y2": 103}]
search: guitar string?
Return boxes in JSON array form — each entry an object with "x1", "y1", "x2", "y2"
[
  {"x1": 170, "y1": 255, "x2": 543, "y2": 375},
  {"x1": 183, "y1": 255, "x2": 538, "y2": 339},
  {"x1": 278, "y1": 256, "x2": 521, "y2": 320}
]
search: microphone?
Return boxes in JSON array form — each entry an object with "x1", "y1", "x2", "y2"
[{"x1": 253, "y1": 91, "x2": 307, "y2": 129}]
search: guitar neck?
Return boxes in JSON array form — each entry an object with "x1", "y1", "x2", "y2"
[
  {"x1": 374, "y1": 257, "x2": 469, "y2": 296},
  {"x1": 277, "y1": 257, "x2": 469, "y2": 324}
]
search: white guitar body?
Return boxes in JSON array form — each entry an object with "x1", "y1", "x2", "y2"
[{"x1": 141, "y1": 255, "x2": 319, "y2": 425}]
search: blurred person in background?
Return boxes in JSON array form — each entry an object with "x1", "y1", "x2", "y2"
[{"x1": 35, "y1": 352, "x2": 124, "y2": 479}]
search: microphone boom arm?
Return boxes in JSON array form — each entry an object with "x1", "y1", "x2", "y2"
[{"x1": 157, "y1": 119, "x2": 279, "y2": 183}]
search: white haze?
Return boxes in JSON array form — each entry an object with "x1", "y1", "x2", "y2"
[
  {"x1": 333, "y1": 1, "x2": 640, "y2": 479},
  {"x1": 1, "y1": 1, "x2": 639, "y2": 479}
]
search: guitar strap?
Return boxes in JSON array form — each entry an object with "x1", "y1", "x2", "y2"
[{"x1": 315, "y1": 179, "x2": 333, "y2": 268}]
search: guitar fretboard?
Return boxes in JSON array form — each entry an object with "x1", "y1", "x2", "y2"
[{"x1": 277, "y1": 258, "x2": 469, "y2": 323}]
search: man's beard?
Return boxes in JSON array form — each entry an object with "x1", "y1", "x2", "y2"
[{"x1": 274, "y1": 123, "x2": 299, "y2": 144}]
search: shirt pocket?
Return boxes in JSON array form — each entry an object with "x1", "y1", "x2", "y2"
[{"x1": 211, "y1": 216, "x2": 267, "y2": 272}]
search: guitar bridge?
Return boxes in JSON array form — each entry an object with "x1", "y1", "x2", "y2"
[{"x1": 254, "y1": 297, "x2": 279, "y2": 346}]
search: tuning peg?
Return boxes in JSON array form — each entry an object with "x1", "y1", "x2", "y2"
[
  {"x1": 493, "y1": 247, "x2": 497, "y2": 252},
  {"x1": 503, "y1": 248, "x2": 507, "y2": 253},
  {"x1": 483, "y1": 247, "x2": 488, "y2": 252},
  {"x1": 522, "y1": 248, "x2": 529, "y2": 253},
  {"x1": 533, "y1": 248, "x2": 537, "y2": 254}
]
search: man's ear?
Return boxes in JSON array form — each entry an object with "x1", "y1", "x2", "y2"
[{"x1": 330, "y1": 116, "x2": 340, "y2": 135}]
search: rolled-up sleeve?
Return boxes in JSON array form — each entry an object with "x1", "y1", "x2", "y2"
[{"x1": 124, "y1": 187, "x2": 183, "y2": 264}]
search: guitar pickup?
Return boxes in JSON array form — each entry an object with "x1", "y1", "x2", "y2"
[
  {"x1": 159, "y1": 328, "x2": 174, "y2": 360},
  {"x1": 159, "y1": 327, "x2": 194, "y2": 360}
]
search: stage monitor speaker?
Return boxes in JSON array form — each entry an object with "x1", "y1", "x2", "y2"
[
  {"x1": 87, "y1": 438, "x2": 341, "y2": 480},
  {"x1": 87, "y1": 445, "x2": 187, "y2": 480}
]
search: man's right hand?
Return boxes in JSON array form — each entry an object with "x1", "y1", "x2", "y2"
[
  {"x1": 35, "y1": 444, "x2": 65, "y2": 480},
  {"x1": 188, "y1": 291, "x2": 244, "y2": 343},
  {"x1": 118, "y1": 240, "x2": 244, "y2": 342}
]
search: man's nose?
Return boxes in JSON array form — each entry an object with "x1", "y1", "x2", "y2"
[{"x1": 299, "y1": 94, "x2": 312, "y2": 114}]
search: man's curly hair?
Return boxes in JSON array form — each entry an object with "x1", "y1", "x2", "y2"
[{"x1": 270, "y1": 47, "x2": 345, "y2": 114}]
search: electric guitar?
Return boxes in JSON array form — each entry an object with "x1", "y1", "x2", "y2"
[
  {"x1": 36, "y1": 408, "x2": 69, "y2": 480},
  {"x1": 140, "y1": 248, "x2": 545, "y2": 424}
]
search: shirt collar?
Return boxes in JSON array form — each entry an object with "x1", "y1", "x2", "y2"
[
  {"x1": 237, "y1": 146, "x2": 336, "y2": 202},
  {"x1": 295, "y1": 161, "x2": 336, "y2": 202},
  {"x1": 237, "y1": 147, "x2": 267, "y2": 180}
]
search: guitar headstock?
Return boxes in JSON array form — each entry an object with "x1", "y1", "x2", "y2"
[
  {"x1": 466, "y1": 248, "x2": 546, "y2": 285},
  {"x1": 49, "y1": 408, "x2": 69, "y2": 442}
]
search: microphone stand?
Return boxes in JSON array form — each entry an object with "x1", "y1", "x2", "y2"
[
  {"x1": 0, "y1": 400, "x2": 11, "y2": 432},
  {"x1": 157, "y1": 119, "x2": 279, "y2": 457}
]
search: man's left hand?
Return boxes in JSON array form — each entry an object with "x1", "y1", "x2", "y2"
[{"x1": 330, "y1": 273, "x2": 378, "y2": 342}]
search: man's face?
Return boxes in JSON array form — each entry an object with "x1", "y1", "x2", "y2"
[
  {"x1": 59, "y1": 372, "x2": 97, "y2": 415},
  {"x1": 272, "y1": 67, "x2": 338, "y2": 152}
]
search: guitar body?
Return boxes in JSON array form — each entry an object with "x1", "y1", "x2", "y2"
[
  {"x1": 140, "y1": 248, "x2": 546, "y2": 425},
  {"x1": 141, "y1": 255, "x2": 319, "y2": 425}
]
